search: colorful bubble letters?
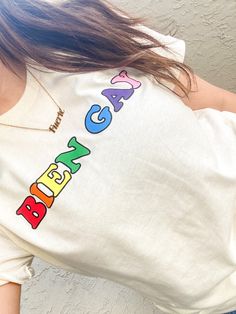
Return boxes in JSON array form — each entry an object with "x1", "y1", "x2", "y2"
[{"x1": 16, "y1": 70, "x2": 142, "y2": 229}]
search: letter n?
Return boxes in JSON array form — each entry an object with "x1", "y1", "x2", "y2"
[{"x1": 55, "y1": 136, "x2": 91, "y2": 174}]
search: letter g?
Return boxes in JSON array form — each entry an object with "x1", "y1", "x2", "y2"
[{"x1": 85, "y1": 104, "x2": 112, "y2": 134}]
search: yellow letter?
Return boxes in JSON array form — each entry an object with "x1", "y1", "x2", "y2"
[{"x1": 37, "y1": 163, "x2": 72, "y2": 197}]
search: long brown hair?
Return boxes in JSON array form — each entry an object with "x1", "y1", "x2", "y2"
[{"x1": 0, "y1": 0, "x2": 193, "y2": 97}]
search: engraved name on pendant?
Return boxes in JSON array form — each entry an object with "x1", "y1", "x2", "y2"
[{"x1": 49, "y1": 108, "x2": 65, "y2": 133}]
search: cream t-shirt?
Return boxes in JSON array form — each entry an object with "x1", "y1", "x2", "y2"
[{"x1": 1, "y1": 25, "x2": 236, "y2": 314}]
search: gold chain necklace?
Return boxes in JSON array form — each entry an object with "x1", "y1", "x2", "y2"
[{"x1": 0, "y1": 68, "x2": 65, "y2": 133}]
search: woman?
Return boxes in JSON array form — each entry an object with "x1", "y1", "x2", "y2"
[{"x1": 1, "y1": 0, "x2": 236, "y2": 313}]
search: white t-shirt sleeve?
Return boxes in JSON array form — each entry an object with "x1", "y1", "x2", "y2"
[
  {"x1": 133, "y1": 24, "x2": 186, "y2": 89},
  {"x1": 0, "y1": 228, "x2": 34, "y2": 286}
]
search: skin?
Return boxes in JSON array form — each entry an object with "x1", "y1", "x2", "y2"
[
  {"x1": 0, "y1": 283, "x2": 21, "y2": 314},
  {"x1": 0, "y1": 61, "x2": 27, "y2": 115},
  {"x1": 1, "y1": 66, "x2": 236, "y2": 313},
  {"x1": 174, "y1": 71, "x2": 236, "y2": 113}
]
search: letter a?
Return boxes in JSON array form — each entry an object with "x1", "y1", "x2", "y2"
[{"x1": 101, "y1": 88, "x2": 134, "y2": 112}]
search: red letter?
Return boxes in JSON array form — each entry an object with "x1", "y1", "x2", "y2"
[{"x1": 16, "y1": 196, "x2": 47, "y2": 229}]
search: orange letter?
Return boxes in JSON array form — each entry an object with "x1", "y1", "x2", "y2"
[{"x1": 30, "y1": 183, "x2": 54, "y2": 208}]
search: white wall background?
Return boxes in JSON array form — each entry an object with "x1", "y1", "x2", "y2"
[{"x1": 21, "y1": 1, "x2": 236, "y2": 313}]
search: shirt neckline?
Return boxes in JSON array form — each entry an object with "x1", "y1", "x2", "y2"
[{"x1": 0, "y1": 64, "x2": 41, "y2": 124}]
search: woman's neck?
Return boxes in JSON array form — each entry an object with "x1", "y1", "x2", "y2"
[{"x1": 0, "y1": 61, "x2": 27, "y2": 115}]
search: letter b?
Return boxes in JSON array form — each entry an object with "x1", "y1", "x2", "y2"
[{"x1": 16, "y1": 196, "x2": 47, "y2": 229}]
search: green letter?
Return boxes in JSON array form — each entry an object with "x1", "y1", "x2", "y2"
[{"x1": 55, "y1": 137, "x2": 91, "y2": 174}]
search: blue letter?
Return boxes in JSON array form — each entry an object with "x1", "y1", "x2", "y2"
[{"x1": 85, "y1": 104, "x2": 112, "y2": 134}]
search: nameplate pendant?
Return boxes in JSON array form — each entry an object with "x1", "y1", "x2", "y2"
[{"x1": 49, "y1": 108, "x2": 65, "y2": 133}]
